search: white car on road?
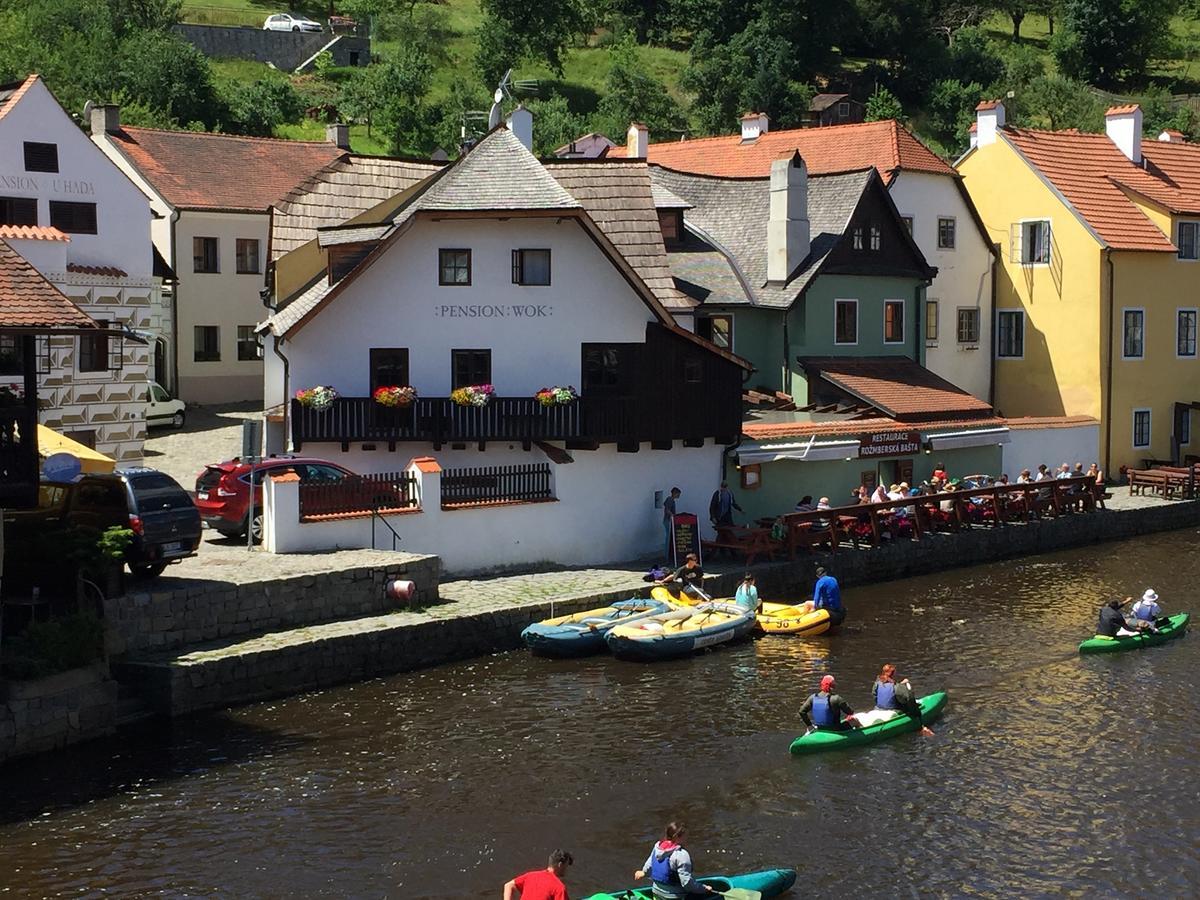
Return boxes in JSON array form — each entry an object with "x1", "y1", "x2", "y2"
[
  {"x1": 263, "y1": 13, "x2": 323, "y2": 32},
  {"x1": 146, "y1": 381, "x2": 186, "y2": 429}
]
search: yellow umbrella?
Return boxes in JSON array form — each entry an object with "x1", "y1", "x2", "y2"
[{"x1": 37, "y1": 424, "x2": 116, "y2": 474}]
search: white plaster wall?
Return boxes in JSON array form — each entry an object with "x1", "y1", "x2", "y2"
[
  {"x1": 286, "y1": 217, "x2": 657, "y2": 397},
  {"x1": 889, "y1": 171, "x2": 993, "y2": 400},
  {"x1": 1002, "y1": 424, "x2": 1101, "y2": 477}
]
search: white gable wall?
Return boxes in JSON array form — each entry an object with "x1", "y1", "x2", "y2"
[{"x1": 286, "y1": 216, "x2": 657, "y2": 396}]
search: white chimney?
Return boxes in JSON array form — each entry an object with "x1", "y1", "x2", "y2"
[
  {"x1": 968, "y1": 122, "x2": 978, "y2": 149},
  {"x1": 90, "y1": 103, "x2": 120, "y2": 136},
  {"x1": 507, "y1": 104, "x2": 533, "y2": 152},
  {"x1": 767, "y1": 152, "x2": 810, "y2": 283},
  {"x1": 740, "y1": 111, "x2": 769, "y2": 142},
  {"x1": 626, "y1": 122, "x2": 648, "y2": 159},
  {"x1": 1105, "y1": 104, "x2": 1143, "y2": 164},
  {"x1": 325, "y1": 122, "x2": 350, "y2": 150},
  {"x1": 1158, "y1": 130, "x2": 1183, "y2": 143},
  {"x1": 975, "y1": 100, "x2": 1005, "y2": 147}
]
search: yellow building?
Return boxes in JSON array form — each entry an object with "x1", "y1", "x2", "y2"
[{"x1": 958, "y1": 101, "x2": 1200, "y2": 476}]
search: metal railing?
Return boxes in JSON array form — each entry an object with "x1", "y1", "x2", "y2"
[
  {"x1": 298, "y1": 470, "x2": 418, "y2": 519},
  {"x1": 440, "y1": 463, "x2": 554, "y2": 508}
]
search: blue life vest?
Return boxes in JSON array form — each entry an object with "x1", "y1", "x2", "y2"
[
  {"x1": 810, "y1": 693, "x2": 837, "y2": 728},
  {"x1": 650, "y1": 847, "x2": 681, "y2": 886},
  {"x1": 1133, "y1": 601, "x2": 1159, "y2": 622},
  {"x1": 875, "y1": 680, "x2": 898, "y2": 710}
]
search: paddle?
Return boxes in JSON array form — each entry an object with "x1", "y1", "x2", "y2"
[{"x1": 718, "y1": 890, "x2": 761, "y2": 900}]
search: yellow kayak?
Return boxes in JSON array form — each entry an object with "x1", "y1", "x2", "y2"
[{"x1": 756, "y1": 603, "x2": 830, "y2": 636}]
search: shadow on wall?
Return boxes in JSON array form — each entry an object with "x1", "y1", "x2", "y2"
[{"x1": 995, "y1": 269, "x2": 1067, "y2": 418}]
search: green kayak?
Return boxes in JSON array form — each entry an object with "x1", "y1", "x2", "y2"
[
  {"x1": 581, "y1": 867, "x2": 796, "y2": 899},
  {"x1": 1078, "y1": 612, "x2": 1190, "y2": 654},
  {"x1": 789, "y1": 691, "x2": 948, "y2": 755}
]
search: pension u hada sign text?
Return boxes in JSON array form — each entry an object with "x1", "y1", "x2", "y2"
[{"x1": 858, "y1": 431, "x2": 922, "y2": 458}]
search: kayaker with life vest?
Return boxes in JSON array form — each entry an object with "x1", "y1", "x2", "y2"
[
  {"x1": 657, "y1": 554, "x2": 704, "y2": 599},
  {"x1": 634, "y1": 822, "x2": 713, "y2": 897},
  {"x1": 734, "y1": 572, "x2": 761, "y2": 615},
  {"x1": 799, "y1": 675, "x2": 860, "y2": 732},
  {"x1": 872, "y1": 664, "x2": 934, "y2": 737},
  {"x1": 1097, "y1": 597, "x2": 1137, "y2": 638},
  {"x1": 503, "y1": 849, "x2": 573, "y2": 900},
  {"x1": 1131, "y1": 589, "x2": 1163, "y2": 631}
]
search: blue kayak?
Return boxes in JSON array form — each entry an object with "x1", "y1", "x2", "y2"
[
  {"x1": 605, "y1": 602, "x2": 757, "y2": 661},
  {"x1": 581, "y1": 867, "x2": 797, "y2": 899},
  {"x1": 521, "y1": 598, "x2": 671, "y2": 657}
]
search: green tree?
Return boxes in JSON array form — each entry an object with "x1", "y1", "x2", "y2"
[
  {"x1": 475, "y1": 0, "x2": 594, "y2": 85},
  {"x1": 220, "y1": 78, "x2": 305, "y2": 136},
  {"x1": 595, "y1": 38, "x2": 680, "y2": 140},
  {"x1": 526, "y1": 94, "x2": 587, "y2": 157},
  {"x1": 118, "y1": 30, "x2": 221, "y2": 128},
  {"x1": 865, "y1": 86, "x2": 905, "y2": 121},
  {"x1": 1138, "y1": 86, "x2": 1200, "y2": 139},
  {"x1": 1051, "y1": 0, "x2": 1180, "y2": 88},
  {"x1": 928, "y1": 77, "x2": 983, "y2": 145},
  {"x1": 372, "y1": 46, "x2": 438, "y2": 154},
  {"x1": 1024, "y1": 74, "x2": 1103, "y2": 129},
  {"x1": 851, "y1": 0, "x2": 950, "y2": 100},
  {"x1": 949, "y1": 26, "x2": 1004, "y2": 87}
]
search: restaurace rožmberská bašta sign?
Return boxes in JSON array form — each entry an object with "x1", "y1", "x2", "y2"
[{"x1": 858, "y1": 431, "x2": 922, "y2": 458}]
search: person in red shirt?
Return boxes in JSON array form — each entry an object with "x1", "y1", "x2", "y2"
[{"x1": 504, "y1": 849, "x2": 573, "y2": 900}]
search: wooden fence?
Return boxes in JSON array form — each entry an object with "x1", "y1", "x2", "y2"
[
  {"x1": 298, "y1": 470, "x2": 418, "y2": 519},
  {"x1": 440, "y1": 463, "x2": 554, "y2": 508}
]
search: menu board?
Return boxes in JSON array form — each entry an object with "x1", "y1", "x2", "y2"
[{"x1": 671, "y1": 513, "x2": 701, "y2": 567}]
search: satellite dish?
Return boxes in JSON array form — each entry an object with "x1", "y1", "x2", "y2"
[
  {"x1": 493, "y1": 87, "x2": 504, "y2": 105},
  {"x1": 44, "y1": 452, "x2": 82, "y2": 483}
]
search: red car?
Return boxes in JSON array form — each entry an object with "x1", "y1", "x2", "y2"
[{"x1": 195, "y1": 457, "x2": 354, "y2": 541}]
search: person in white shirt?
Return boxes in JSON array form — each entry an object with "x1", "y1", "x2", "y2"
[{"x1": 1131, "y1": 589, "x2": 1163, "y2": 631}]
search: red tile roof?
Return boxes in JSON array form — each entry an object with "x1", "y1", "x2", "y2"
[
  {"x1": 0, "y1": 239, "x2": 97, "y2": 329},
  {"x1": 800, "y1": 356, "x2": 994, "y2": 418},
  {"x1": 743, "y1": 415, "x2": 1009, "y2": 440},
  {"x1": 1005, "y1": 415, "x2": 1100, "y2": 429},
  {"x1": 1105, "y1": 104, "x2": 1139, "y2": 116},
  {"x1": 0, "y1": 225, "x2": 69, "y2": 242},
  {"x1": 0, "y1": 74, "x2": 38, "y2": 123},
  {"x1": 1003, "y1": 128, "x2": 1178, "y2": 251},
  {"x1": 111, "y1": 127, "x2": 345, "y2": 211},
  {"x1": 976, "y1": 100, "x2": 1003, "y2": 111},
  {"x1": 618, "y1": 120, "x2": 955, "y2": 183},
  {"x1": 66, "y1": 263, "x2": 127, "y2": 278}
]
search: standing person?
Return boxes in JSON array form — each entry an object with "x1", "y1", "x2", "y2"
[
  {"x1": 657, "y1": 553, "x2": 705, "y2": 600},
  {"x1": 799, "y1": 674, "x2": 859, "y2": 732},
  {"x1": 871, "y1": 664, "x2": 935, "y2": 736},
  {"x1": 708, "y1": 481, "x2": 742, "y2": 528},
  {"x1": 634, "y1": 822, "x2": 713, "y2": 897},
  {"x1": 662, "y1": 487, "x2": 681, "y2": 561},
  {"x1": 504, "y1": 849, "x2": 573, "y2": 900},
  {"x1": 734, "y1": 572, "x2": 761, "y2": 615},
  {"x1": 810, "y1": 565, "x2": 845, "y2": 626}
]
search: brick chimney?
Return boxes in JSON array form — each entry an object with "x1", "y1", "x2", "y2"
[
  {"x1": 974, "y1": 100, "x2": 1005, "y2": 147},
  {"x1": 325, "y1": 122, "x2": 351, "y2": 150},
  {"x1": 740, "y1": 112, "x2": 769, "y2": 142},
  {"x1": 507, "y1": 104, "x2": 533, "y2": 151},
  {"x1": 89, "y1": 104, "x2": 120, "y2": 136},
  {"x1": 1106, "y1": 104, "x2": 1143, "y2": 163},
  {"x1": 626, "y1": 122, "x2": 648, "y2": 159},
  {"x1": 767, "y1": 152, "x2": 810, "y2": 283}
]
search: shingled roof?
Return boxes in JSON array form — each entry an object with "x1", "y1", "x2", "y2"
[
  {"x1": 621, "y1": 120, "x2": 955, "y2": 183},
  {"x1": 0, "y1": 239, "x2": 97, "y2": 330},
  {"x1": 109, "y1": 127, "x2": 345, "y2": 212},
  {"x1": 799, "y1": 356, "x2": 993, "y2": 419}
]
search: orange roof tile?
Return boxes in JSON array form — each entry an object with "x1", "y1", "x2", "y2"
[
  {"x1": 66, "y1": 263, "x2": 127, "y2": 278},
  {"x1": 111, "y1": 127, "x2": 345, "y2": 211},
  {"x1": 1105, "y1": 104, "x2": 1139, "y2": 116},
  {"x1": 618, "y1": 120, "x2": 955, "y2": 183},
  {"x1": 409, "y1": 456, "x2": 442, "y2": 474},
  {"x1": 0, "y1": 75, "x2": 38, "y2": 123},
  {"x1": 0, "y1": 239, "x2": 97, "y2": 330},
  {"x1": 0, "y1": 225, "x2": 69, "y2": 242},
  {"x1": 800, "y1": 356, "x2": 994, "y2": 418},
  {"x1": 1003, "y1": 128, "x2": 1177, "y2": 251},
  {"x1": 976, "y1": 100, "x2": 1002, "y2": 111},
  {"x1": 743, "y1": 415, "x2": 1009, "y2": 440},
  {"x1": 1005, "y1": 415, "x2": 1099, "y2": 429}
]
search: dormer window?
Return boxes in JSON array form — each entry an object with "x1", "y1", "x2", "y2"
[{"x1": 658, "y1": 209, "x2": 682, "y2": 244}]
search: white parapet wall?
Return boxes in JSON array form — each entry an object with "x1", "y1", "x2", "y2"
[
  {"x1": 1002, "y1": 417, "x2": 1101, "y2": 477},
  {"x1": 265, "y1": 441, "x2": 725, "y2": 573}
]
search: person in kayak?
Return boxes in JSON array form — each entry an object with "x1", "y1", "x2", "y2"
[
  {"x1": 504, "y1": 849, "x2": 573, "y2": 900},
  {"x1": 809, "y1": 566, "x2": 845, "y2": 626},
  {"x1": 734, "y1": 572, "x2": 760, "y2": 614},
  {"x1": 657, "y1": 553, "x2": 705, "y2": 599},
  {"x1": 872, "y1": 664, "x2": 934, "y2": 736},
  {"x1": 634, "y1": 822, "x2": 713, "y2": 897},
  {"x1": 800, "y1": 675, "x2": 860, "y2": 732},
  {"x1": 1097, "y1": 597, "x2": 1137, "y2": 637},
  {"x1": 1131, "y1": 589, "x2": 1163, "y2": 631}
]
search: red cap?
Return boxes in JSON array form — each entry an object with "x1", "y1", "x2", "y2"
[{"x1": 820, "y1": 675, "x2": 835, "y2": 691}]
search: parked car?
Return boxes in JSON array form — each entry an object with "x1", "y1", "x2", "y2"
[
  {"x1": 195, "y1": 457, "x2": 355, "y2": 542},
  {"x1": 263, "y1": 12, "x2": 322, "y2": 31},
  {"x1": 146, "y1": 381, "x2": 186, "y2": 429}
]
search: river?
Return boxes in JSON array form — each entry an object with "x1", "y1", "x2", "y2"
[{"x1": 1, "y1": 529, "x2": 1198, "y2": 898}]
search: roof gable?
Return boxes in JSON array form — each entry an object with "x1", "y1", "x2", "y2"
[{"x1": 821, "y1": 173, "x2": 936, "y2": 279}]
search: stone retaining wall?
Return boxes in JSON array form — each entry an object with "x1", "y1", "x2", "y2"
[
  {"x1": 0, "y1": 665, "x2": 117, "y2": 764},
  {"x1": 172, "y1": 24, "x2": 370, "y2": 71},
  {"x1": 104, "y1": 554, "x2": 440, "y2": 657}
]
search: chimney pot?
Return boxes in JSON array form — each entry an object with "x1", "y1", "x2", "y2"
[
  {"x1": 326, "y1": 122, "x2": 351, "y2": 150},
  {"x1": 974, "y1": 100, "x2": 1005, "y2": 147},
  {"x1": 1105, "y1": 104, "x2": 1143, "y2": 164},
  {"x1": 507, "y1": 104, "x2": 533, "y2": 151},
  {"x1": 90, "y1": 104, "x2": 120, "y2": 137},
  {"x1": 627, "y1": 122, "x2": 648, "y2": 159},
  {"x1": 740, "y1": 112, "x2": 769, "y2": 142}
]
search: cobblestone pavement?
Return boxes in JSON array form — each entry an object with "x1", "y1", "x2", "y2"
[
  {"x1": 142, "y1": 402, "x2": 260, "y2": 488},
  {"x1": 151, "y1": 543, "x2": 428, "y2": 587}
]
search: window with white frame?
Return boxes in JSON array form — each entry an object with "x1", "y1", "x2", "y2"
[
  {"x1": 926, "y1": 300, "x2": 938, "y2": 342},
  {"x1": 835, "y1": 299, "x2": 858, "y2": 344},
  {"x1": 1122, "y1": 308, "x2": 1144, "y2": 359},
  {"x1": 937, "y1": 217, "x2": 956, "y2": 250},
  {"x1": 957, "y1": 307, "x2": 980, "y2": 344},
  {"x1": 997, "y1": 310, "x2": 1024, "y2": 358},
  {"x1": 1178, "y1": 221, "x2": 1199, "y2": 260},
  {"x1": 1178, "y1": 309, "x2": 1197, "y2": 357},
  {"x1": 1014, "y1": 220, "x2": 1052, "y2": 265},
  {"x1": 851, "y1": 227, "x2": 864, "y2": 251},
  {"x1": 884, "y1": 299, "x2": 904, "y2": 343},
  {"x1": 1133, "y1": 408, "x2": 1151, "y2": 449}
]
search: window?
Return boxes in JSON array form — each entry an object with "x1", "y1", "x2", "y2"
[
  {"x1": 884, "y1": 300, "x2": 904, "y2": 343},
  {"x1": 1178, "y1": 221, "x2": 1200, "y2": 260},
  {"x1": 957, "y1": 308, "x2": 980, "y2": 344},
  {"x1": 683, "y1": 358, "x2": 703, "y2": 383},
  {"x1": 937, "y1": 217, "x2": 956, "y2": 250},
  {"x1": 901, "y1": 216, "x2": 913, "y2": 235},
  {"x1": 149, "y1": 384, "x2": 169, "y2": 403},
  {"x1": 512, "y1": 248, "x2": 551, "y2": 286},
  {"x1": 370, "y1": 347, "x2": 410, "y2": 391},
  {"x1": 696, "y1": 315, "x2": 733, "y2": 350},
  {"x1": 61, "y1": 429, "x2": 97, "y2": 450},
  {"x1": 23, "y1": 142, "x2": 58, "y2": 173},
  {"x1": 997, "y1": 310, "x2": 1024, "y2": 358},
  {"x1": 0, "y1": 196, "x2": 37, "y2": 226},
  {"x1": 1178, "y1": 309, "x2": 1197, "y2": 358},
  {"x1": 658, "y1": 209, "x2": 681, "y2": 243},
  {"x1": 451, "y1": 349, "x2": 490, "y2": 389},
  {"x1": 1122, "y1": 308, "x2": 1144, "y2": 359},
  {"x1": 1180, "y1": 410, "x2": 1192, "y2": 446},
  {"x1": 236, "y1": 239, "x2": 260, "y2": 274},
  {"x1": 193, "y1": 237, "x2": 218, "y2": 273},
  {"x1": 582, "y1": 344, "x2": 631, "y2": 394},
  {"x1": 439, "y1": 249, "x2": 471, "y2": 285},
  {"x1": 194, "y1": 325, "x2": 220, "y2": 362},
  {"x1": 237, "y1": 326, "x2": 262, "y2": 361},
  {"x1": 835, "y1": 299, "x2": 858, "y2": 345},
  {"x1": 0, "y1": 335, "x2": 22, "y2": 375},
  {"x1": 837, "y1": 101, "x2": 851, "y2": 118},
  {"x1": 1133, "y1": 408, "x2": 1151, "y2": 449},
  {"x1": 869, "y1": 226, "x2": 881, "y2": 251},
  {"x1": 49, "y1": 201, "x2": 96, "y2": 235},
  {"x1": 925, "y1": 300, "x2": 939, "y2": 342},
  {"x1": 1018, "y1": 220, "x2": 1051, "y2": 265},
  {"x1": 78, "y1": 319, "x2": 109, "y2": 373},
  {"x1": 851, "y1": 227, "x2": 864, "y2": 251}
]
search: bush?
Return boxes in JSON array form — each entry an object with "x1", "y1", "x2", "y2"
[{"x1": 1, "y1": 612, "x2": 104, "y2": 681}]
